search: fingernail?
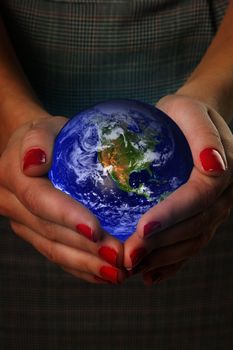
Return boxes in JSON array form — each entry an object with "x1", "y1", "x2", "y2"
[
  {"x1": 94, "y1": 275, "x2": 113, "y2": 285},
  {"x1": 126, "y1": 266, "x2": 133, "y2": 271},
  {"x1": 130, "y1": 247, "x2": 147, "y2": 267},
  {"x1": 98, "y1": 246, "x2": 118, "y2": 267},
  {"x1": 23, "y1": 148, "x2": 46, "y2": 171},
  {"x1": 199, "y1": 148, "x2": 227, "y2": 172},
  {"x1": 100, "y1": 266, "x2": 119, "y2": 284},
  {"x1": 76, "y1": 224, "x2": 95, "y2": 242},
  {"x1": 143, "y1": 221, "x2": 161, "y2": 238}
]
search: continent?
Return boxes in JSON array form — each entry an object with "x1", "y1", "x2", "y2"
[{"x1": 98, "y1": 122, "x2": 158, "y2": 199}]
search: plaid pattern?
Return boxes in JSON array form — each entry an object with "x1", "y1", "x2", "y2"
[
  {"x1": 1, "y1": 0, "x2": 233, "y2": 349},
  {"x1": 1, "y1": 215, "x2": 233, "y2": 350},
  {"x1": 1, "y1": 0, "x2": 228, "y2": 117}
]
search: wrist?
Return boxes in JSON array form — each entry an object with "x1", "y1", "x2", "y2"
[
  {"x1": 176, "y1": 75, "x2": 233, "y2": 124},
  {"x1": 0, "y1": 100, "x2": 51, "y2": 153}
]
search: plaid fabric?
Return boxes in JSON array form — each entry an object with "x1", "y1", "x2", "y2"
[
  {"x1": 1, "y1": 1, "x2": 233, "y2": 349},
  {"x1": 1, "y1": 215, "x2": 233, "y2": 350},
  {"x1": 0, "y1": 0, "x2": 228, "y2": 116}
]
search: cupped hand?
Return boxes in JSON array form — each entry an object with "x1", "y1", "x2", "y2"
[
  {"x1": 0, "y1": 116, "x2": 126, "y2": 285},
  {"x1": 123, "y1": 94, "x2": 233, "y2": 285}
]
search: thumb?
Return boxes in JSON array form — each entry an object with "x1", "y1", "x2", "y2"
[
  {"x1": 157, "y1": 95, "x2": 228, "y2": 177},
  {"x1": 21, "y1": 116, "x2": 68, "y2": 177}
]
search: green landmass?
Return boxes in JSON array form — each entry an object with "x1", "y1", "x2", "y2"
[{"x1": 98, "y1": 123, "x2": 158, "y2": 199}]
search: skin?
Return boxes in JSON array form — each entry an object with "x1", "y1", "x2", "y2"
[
  {"x1": 1, "y1": 2, "x2": 233, "y2": 285},
  {"x1": 124, "y1": 1, "x2": 233, "y2": 283},
  {"x1": 0, "y1": 18, "x2": 126, "y2": 285},
  {"x1": 124, "y1": 95, "x2": 233, "y2": 285}
]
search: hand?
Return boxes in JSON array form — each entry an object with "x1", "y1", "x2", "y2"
[
  {"x1": 0, "y1": 116, "x2": 126, "y2": 285},
  {"x1": 123, "y1": 94, "x2": 233, "y2": 285}
]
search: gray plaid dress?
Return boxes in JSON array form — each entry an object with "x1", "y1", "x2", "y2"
[{"x1": 1, "y1": 1, "x2": 233, "y2": 349}]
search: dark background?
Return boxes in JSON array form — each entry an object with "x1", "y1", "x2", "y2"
[{"x1": 0, "y1": 211, "x2": 232, "y2": 350}]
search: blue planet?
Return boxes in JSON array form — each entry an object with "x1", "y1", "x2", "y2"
[{"x1": 49, "y1": 99, "x2": 193, "y2": 242}]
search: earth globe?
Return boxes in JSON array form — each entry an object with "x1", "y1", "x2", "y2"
[{"x1": 49, "y1": 99, "x2": 193, "y2": 242}]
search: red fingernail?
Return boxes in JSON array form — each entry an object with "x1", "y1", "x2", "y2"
[
  {"x1": 143, "y1": 221, "x2": 161, "y2": 238},
  {"x1": 130, "y1": 247, "x2": 147, "y2": 267},
  {"x1": 76, "y1": 224, "x2": 95, "y2": 242},
  {"x1": 94, "y1": 275, "x2": 113, "y2": 284},
  {"x1": 23, "y1": 148, "x2": 46, "y2": 171},
  {"x1": 98, "y1": 246, "x2": 118, "y2": 267},
  {"x1": 100, "y1": 266, "x2": 119, "y2": 284},
  {"x1": 199, "y1": 148, "x2": 226, "y2": 172}
]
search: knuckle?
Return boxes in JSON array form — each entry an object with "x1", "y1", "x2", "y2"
[
  {"x1": 23, "y1": 126, "x2": 45, "y2": 145},
  {"x1": 201, "y1": 127, "x2": 220, "y2": 141},
  {"x1": 196, "y1": 179, "x2": 220, "y2": 210},
  {"x1": 44, "y1": 243, "x2": 59, "y2": 263},
  {"x1": 77, "y1": 254, "x2": 95, "y2": 275},
  {"x1": 22, "y1": 185, "x2": 39, "y2": 215},
  {"x1": 60, "y1": 209, "x2": 71, "y2": 228},
  {"x1": 82, "y1": 260, "x2": 93, "y2": 275},
  {"x1": 42, "y1": 221, "x2": 57, "y2": 241},
  {"x1": 10, "y1": 220, "x2": 20, "y2": 233}
]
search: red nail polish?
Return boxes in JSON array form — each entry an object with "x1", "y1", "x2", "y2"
[
  {"x1": 100, "y1": 266, "x2": 119, "y2": 284},
  {"x1": 23, "y1": 148, "x2": 46, "y2": 171},
  {"x1": 76, "y1": 224, "x2": 95, "y2": 241},
  {"x1": 94, "y1": 275, "x2": 113, "y2": 284},
  {"x1": 143, "y1": 221, "x2": 161, "y2": 238},
  {"x1": 199, "y1": 148, "x2": 226, "y2": 172},
  {"x1": 98, "y1": 246, "x2": 118, "y2": 267},
  {"x1": 130, "y1": 247, "x2": 147, "y2": 267}
]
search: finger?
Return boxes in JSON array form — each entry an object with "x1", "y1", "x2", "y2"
[
  {"x1": 1, "y1": 185, "x2": 124, "y2": 268},
  {"x1": 10, "y1": 174, "x2": 103, "y2": 242},
  {"x1": 136, "y1": 167, "x2": 226, "y2": 240},
  {"x1": 29, "y1": 215, "x2": 124, "y2": 268},
  {"x1": 124, "y1": 181, "x2": 232, "y2": 269},
  {"x1": 127, "y1": 212, "x2": 226, "y2": 271},
  {"x1": 25, "y1": 216, "x2": 124, "y2": 268},
  {"x1": 60, "y1": 266, "x2": 113, "y2": 285},
  {"x1": 34, "y1": 218, "x2": 124, "y2": 267},
  {"x1": 10, "y1": 221, "x2": 126, "y2": 284},
  {"x1": 21, "y1": 117, "x2": 68, "y2": 176},
  {"x1": 143, "y1": 182, "x2": 233, "y2": 249},
  {"x1": 137, "y1": 98, "x2": 230, "y2": 240},
  {"x1": 0, "y1": 185, "x2": 17, "y2": 217},
  {"x1": 135, "y1": 231, "x2": 215, "y2": 273},
  {"x1": 157, "y1": 95, "x2": 228, "y2": 175},
  {"x1": 139, "y1": 171, "x2": 233, "y2": 243},
  {"x1": 143, "y1": 259, "x2": 188, "y2": 286},
  {"x1": 3, "y1": 132, "x2": 103, "y2": 242}
]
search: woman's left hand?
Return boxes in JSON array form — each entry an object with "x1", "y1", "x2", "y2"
[{"x1": 123, "y1": 94, "x2": 233, "y2": 285}]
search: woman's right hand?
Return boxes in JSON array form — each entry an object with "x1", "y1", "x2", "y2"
[{"x1": 0, "y1": 116, "x2": 126, "y2": 284}]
